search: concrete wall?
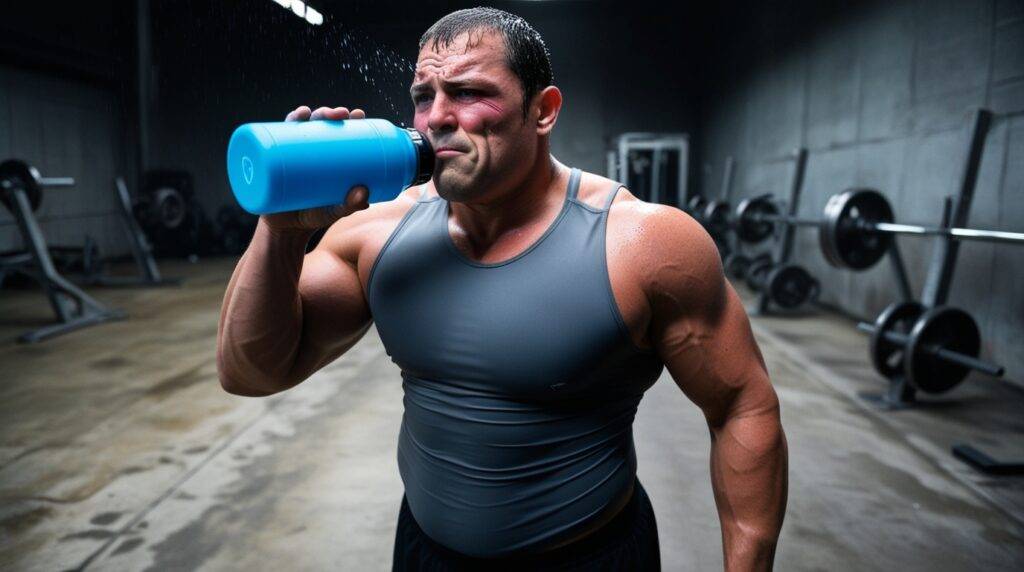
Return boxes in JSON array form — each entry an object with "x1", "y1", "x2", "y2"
[
  {"x1": 0, "y1": 2, "x2": 136, "y2": 258},
  {"x1": 698, "y1": 0, "x2": 1024, "y2": 381},
  {"x1": 0, "y1": 66, "x2": 130, "y2": 258}
]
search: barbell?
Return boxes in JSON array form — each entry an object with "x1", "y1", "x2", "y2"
[
  {"x1": 857, "y1": 302, "x2": 1002, "y2": 394},
  {"x1": 733, "y1": 189, "x2": 1024, "y2": 270},
  {"x1": 0, "y1": 159, "x2": 75, "y2": 213}
]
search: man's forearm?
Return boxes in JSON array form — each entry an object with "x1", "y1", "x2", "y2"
[
  {"x1": 217, "y1": 219, "x2": 314, "y2": 394},
  {"x1": 709, "y1": 405, "x2": 788, "y2": 571}
]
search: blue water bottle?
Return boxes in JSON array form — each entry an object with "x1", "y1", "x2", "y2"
[{"x1": 226, "y1": 118, "x2": 434, "y2": 215}]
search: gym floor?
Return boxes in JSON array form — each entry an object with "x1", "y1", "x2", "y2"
[{"x1": 1, "y1": 259, "x2": 1021, "y2": 570}]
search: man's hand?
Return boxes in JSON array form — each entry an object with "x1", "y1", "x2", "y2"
[{"x1": 261, "y1": 105, "x2": 371, "y2": 233}]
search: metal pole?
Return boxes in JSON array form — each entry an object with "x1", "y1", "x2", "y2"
[
  {"x1": 886, "y1": 243, "x2": 915, "y2": 303},
  {"x1": 776, "y1": 148, "x2": 808, "y2": 265},
  {"x1": 136, "y1": 0, "x2": 153, "y2": 179},
  {"x1": 921, "y1": 108, "x2": 992, "y2": 307},
  {"x1": 651, "y1": 148, "x2": 662, "y2": 204},
  {"x1": 719, "y1": 156, "x2": 735, "y2": 202},
  {"x1": 38, "y1": 177, "x2": 75, "y2": 187},
  {"x1": 871, "y1": 222, "x2": 1024, "y2": 244}
]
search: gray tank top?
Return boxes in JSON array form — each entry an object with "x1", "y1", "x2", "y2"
[{"x1": 366, "y1": 167, "x2": 665, "y2": 558}]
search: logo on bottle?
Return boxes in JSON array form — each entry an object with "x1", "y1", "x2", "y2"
[{"x1": 242, "y1": 156, "x2": 254, "y2": 185}]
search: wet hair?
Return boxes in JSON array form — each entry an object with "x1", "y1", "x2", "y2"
[{"x1": 419, "y1": 7, "x2": 554, "y2": 120}]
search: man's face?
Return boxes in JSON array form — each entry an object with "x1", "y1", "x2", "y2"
[{"x1": 411, "y1": 30, "x2": 536, "y2": 203}]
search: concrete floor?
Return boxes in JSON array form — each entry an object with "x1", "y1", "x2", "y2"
[{"x1": 1, "y1": 258, "x2": 1022, "y2": 571}]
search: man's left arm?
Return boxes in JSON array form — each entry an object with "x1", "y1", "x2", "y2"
[{"x1": 635, "y1": 206, "x2": 789, "y2": 571}]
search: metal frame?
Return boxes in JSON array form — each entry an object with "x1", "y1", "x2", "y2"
[
  {"x1": 611, "y1": 133, "x2": 689, "y2": 205},
  {"x1": 0, "y1": 173, "x2": 126, "y2": 343},
  {"x1": 83, "y1": 177, "x2": 180, "y2": 288}
]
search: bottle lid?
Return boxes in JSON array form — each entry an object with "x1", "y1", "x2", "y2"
[{"x1": 405, "y1": 128, "x2": 435, "y2": 186}]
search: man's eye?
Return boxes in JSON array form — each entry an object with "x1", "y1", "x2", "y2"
[
  {"x1": 413, "y1": 94, "x2": 433, "y2": 104},
  {"x1": 455, "y1": 89, "x2": 479, "y2": 99}
]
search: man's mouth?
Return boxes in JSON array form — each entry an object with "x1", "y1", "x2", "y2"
[{"x1": 435, "y1": 146, "x2": 466, "y2": 158}]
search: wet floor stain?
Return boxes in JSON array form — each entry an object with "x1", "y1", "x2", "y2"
[
  {"x1": 145, "y1": 364, "x2": 208, "y2": 398},
  {"x1": 89, "y1": 357, "x2": 131, "y2": 370},
  {"x1": 110, "y1": 537, "x2": 146, "y2": 556},
  {"x1": 89, "y1": 512, "x2": 122, "y2": 526},
  {"x1": 847, "y1": 451, "x2": 1023, "y2": 548},
  {"x1": 59, "y1": 529, "x2": 114, "y2": 542},
  {"x1": 0, "y1": 506, "x2": 53, "y2": 536}
]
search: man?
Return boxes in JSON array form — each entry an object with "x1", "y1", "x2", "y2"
[{"x1": 218, "y1": 7, "x2": 787, "y2": 571}]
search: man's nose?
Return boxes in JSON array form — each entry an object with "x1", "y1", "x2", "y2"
[{"x1": 426, "y1": 93, "x2": 457, "y2": 134}]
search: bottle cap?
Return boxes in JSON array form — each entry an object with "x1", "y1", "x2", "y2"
[{"x1": 405, "y1": 128, "x2": 435, "y2": 185}]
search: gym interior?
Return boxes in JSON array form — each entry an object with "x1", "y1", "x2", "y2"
[{"x1": 1, "y1": 1, "x2": 1022, "y2": 569}]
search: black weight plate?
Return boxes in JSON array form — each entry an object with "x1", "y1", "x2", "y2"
[
  {"x1": 820, "y1": 188, "x2": 894, "y2": 270},
  {"x1": 701, "y1": 200, "x2": 731, "y2": 238},
  {"x1": 152, "y1": 187, "x2": 186, "y2": 230},
  {"x1": 766, "y1": 264, "x2": 817, "y2": 309},
  {"x1": 735, "y1": 196, "x2": 779, "y2": 244},
  {"x1": 905, "y1": 306, "x2": 980, "y2": 393},
  {"x1": 746, "y1": 257, "x2": 774, "y2": 291},
  {"x1": 869, "y1": 301, "x2": 925, "y2": 381},
  {"x1": 724, "y1": 253, "x2": 751, "y2": 280},
  {"x1": 0, "y1": 159, "x2": 43, "y2": 213}
]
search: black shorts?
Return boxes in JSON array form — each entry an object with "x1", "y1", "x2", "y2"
[{"x1": 391, "y1": 478, "x2": 661, "y2": 571}]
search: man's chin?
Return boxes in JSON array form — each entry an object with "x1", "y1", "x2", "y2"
[{"x1": 433, "y1": 171, "x2": 475, "y2": 202}]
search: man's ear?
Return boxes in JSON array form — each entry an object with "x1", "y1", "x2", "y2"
[{"x1": 534, "y1": 86, "x2": 562, "y2": 136}]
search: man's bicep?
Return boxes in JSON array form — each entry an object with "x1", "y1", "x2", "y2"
[
  {"x1": 640, "y1": 209, "x2": 771, "y2": 426},
  {"x1": 655, "y1": 281, "x2": 771, "y2": 426},
  {"x1": 292, "y1": 248, "x2": 373, "y2": 376}
]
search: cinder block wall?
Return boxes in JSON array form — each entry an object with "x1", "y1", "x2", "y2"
[{"x1": 698, "y1": 0, "x2": 1024, "y2": 382}]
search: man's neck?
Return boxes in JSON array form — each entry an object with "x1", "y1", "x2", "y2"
[{"x1": 448, "y1": 152, "x2": 567, "y2": 248}]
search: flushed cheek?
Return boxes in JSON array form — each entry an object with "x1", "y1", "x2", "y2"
[
  {"x1": 463, "y1": 98, "x2": 505, "y2": 126},
  {"x1": 413, "y1": 114, "x2": 428, "y2": 134}
]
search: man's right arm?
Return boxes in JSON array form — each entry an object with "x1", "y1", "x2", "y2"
[
  {"x1": 216, "y1": 209, "x2": 372, "y2": 396},
  {"x1": 217, "y1": 104, "x2": 375, "y2": 396}
]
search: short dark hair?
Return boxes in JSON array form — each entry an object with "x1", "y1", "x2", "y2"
[{"x1": 419, "y1": 7, "x2": 554, "y2": 119}]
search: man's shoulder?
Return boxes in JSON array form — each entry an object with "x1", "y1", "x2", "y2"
[{"x1": 604, "y1": 190, "x2": 722, "y2": 295}]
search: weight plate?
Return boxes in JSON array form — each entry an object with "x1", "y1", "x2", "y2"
[
  {"x1": 905, "y1": 306, "x2": 980, "y2": 393},
  {"x1": 724, "y1": 253, "x2": 751, "y2": 280},
  {"x1": 152, "y1": 187, "x2": 186, "y2": 230},
  {"x1": 765, "y1": 264, "x2": 817, "y2": 309},
  {"x1": 701, "y1": 200, "x2": 731, "y2": 238},
  {"x1": 0, "y1": 159, "x2": 43, "y2": 213},
  {"x1": 819, "y1": 188, "x2": 894, "y2": 270},
  {"x1": 869, "y1": 301, "x2": 925, "y2": 381},
  {"x1": 735, "y1": 196, "x2": 779, "y2": 244},
  {"x1": 745, "y1": 257, "x2": 774, "y2": 291}
]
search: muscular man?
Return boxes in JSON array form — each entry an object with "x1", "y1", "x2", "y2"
[{"x1": 218, "y1": 7, "x2": 787, "y2": 571}]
